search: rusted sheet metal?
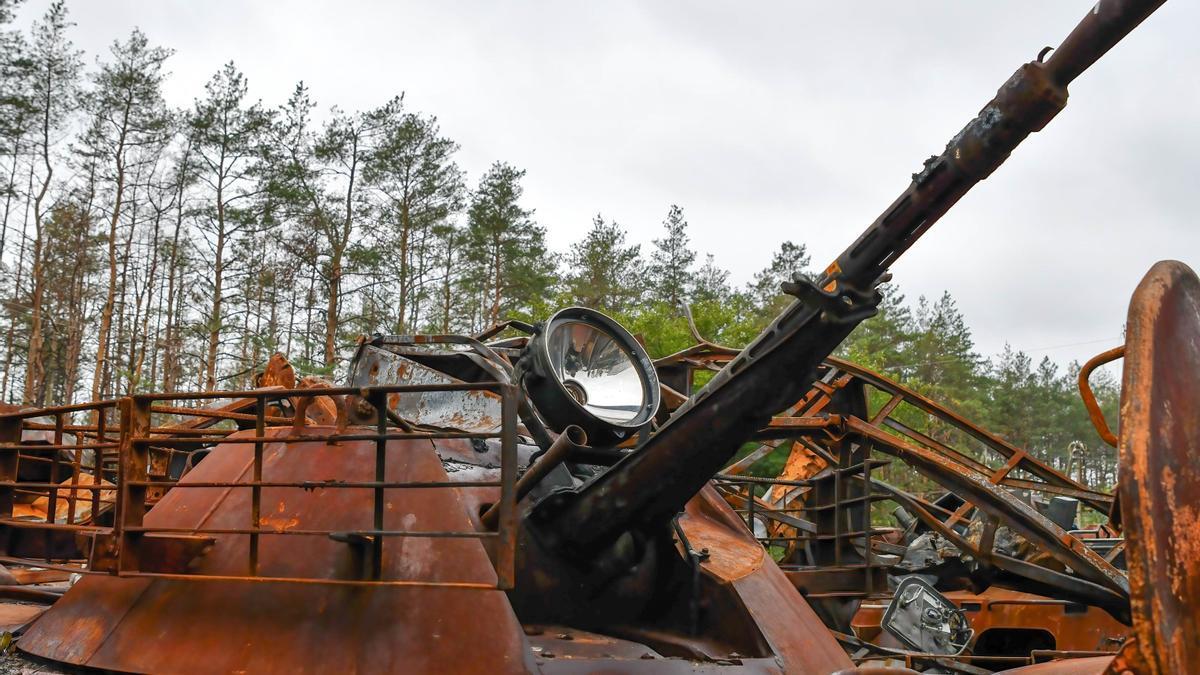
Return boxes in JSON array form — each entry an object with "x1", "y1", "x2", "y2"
[
  {"x1": 12, "y1": 474, "x2": 115, "y2": 523},
  {"x1": 19, "y1": 430, "x2": 532, "y2": 674},
  {"x1": 351, "y1": 344, "x2": 503, "y2": 432},
  {"x1": 999, "y1": 656, "x2": 1117, "y2": 675},
  {"x1": 0, "y1": 602, "x2": 45, "y2": 633},
  {"x1": 677, "y1": 487, "x2": 856, "y2": 673},
  {"x1": 1116, "y1": 260, "x2": 1200, "y2": 674},
  {"x1": 529, "y1": 627, "x2": 788, "y2": 673},
  {"x1": 254, "y1": 352, "x2": 297, "y2": 389}
]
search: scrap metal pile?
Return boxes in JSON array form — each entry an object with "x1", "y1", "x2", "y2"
[{"x1": 0, "y1": 0, "x2": 1194, "y2": 672}]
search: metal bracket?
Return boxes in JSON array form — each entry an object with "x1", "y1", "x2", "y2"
[{"x1": 781, "y1": 274, "x2": 883, "y2": 325}]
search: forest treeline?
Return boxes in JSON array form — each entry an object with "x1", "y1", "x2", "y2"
[{"x1": 0, "y1": 3, "x2": 1120, "y2": 487}]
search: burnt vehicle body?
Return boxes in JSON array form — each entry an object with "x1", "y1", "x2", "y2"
[
  {"x1": 0, "y1": 1, "x2": 1191, "y2": 673},
  {"x1": 668, "y1": 343, "x2": 1134, "y2": 669}
]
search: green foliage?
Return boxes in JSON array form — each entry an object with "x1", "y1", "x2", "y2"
[
  {"x1": 462, "y1": 162, "x2": 556, "y2": 330},
  {"x1": 565, "y1": 214, "x2": 643, "y2": 315},
  {"x1": 837, "y1": 286, "x2": 912, "y2": 371},
  {"x1": 84, "y1": 28, "x2": 174, "y2": 157},
  {"x1": 646, "y1": 205, "x2": 696, "y2": 308},
  {"x1": 749, "y1": 241, "x2": 812, "y2": 325},
  {"x1": 0, "y1": 0, "x2": 28, "y2": 139}
]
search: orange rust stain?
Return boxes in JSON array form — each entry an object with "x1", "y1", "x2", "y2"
[
  {"x1": 769, "y1": 443, "x2": 826, "y2": 502},
  {"x1": 677, "y1": 513, "x2": 764, "y2": 581},
  {"x1": 259, "y1": 515, "x2": 300, "y2": 533}
]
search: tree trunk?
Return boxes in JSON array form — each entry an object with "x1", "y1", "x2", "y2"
[
  {"x1": 440, "y1": 239, "x2": 454, "y2": 333},
  {"x1": 161, "y1": 195, "x2": 185, "y2": 391},
  {"x1": 304, "y1": 264, "x2": 316, "y2": 364},
  {"x1": 2, "y1": 161, "x2": 35, "y2": 402},
  {"x1": 0, "y1": 135, "x2": 21, "y2": 266},
  {"x1": 396, "y1": 200, "x2": 410, "y2": 333},
  {"x1": 205, "y1": 222, "x2": 226, "y2": 391},
  {"x1": 62, "y1": 251, "x2": 86, "y2": 404},
  {"x1": 23, "y1": 83, "x2": 58, "y2": 404},
  {"x1": 204, "y1": 158, "x2": 231, "y2": 391},
  {"x1": 23, "y1": 234, "x2": 46, "y2": 404},
  {"x1": 114, "y1": 181, "x2": 140, "y2": 396},
  {"x1": 130, "y1": 206, "x2": 163, "y2": 391},
  {"x1": 490, "y1": 239, "x2": 502, "y2": 325},
  {"x1": 325, "y1": 250, "x2": 341, "y2": 367},
  {"x1": 91, "y1": 118, "x2": 131, "y2": 405}
]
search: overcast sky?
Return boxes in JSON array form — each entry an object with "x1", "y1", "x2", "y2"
[{"x1": 14, "y1": 1, "x2": 1199, "y2": 369}]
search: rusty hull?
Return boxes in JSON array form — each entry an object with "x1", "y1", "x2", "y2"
[
  {"x1": 16, "y1": 425, "x2": 856, "y2": 673},
  {"x1": 19, "y1": 430, "x2": 533, "y2": 674}
]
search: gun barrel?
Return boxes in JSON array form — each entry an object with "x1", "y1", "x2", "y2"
[
  {"x1": 534, "y1": 0, "x2": 1167, "y2": 551},
  {"x1": 1044, "y1": 0, "x2": 1164, "y2": 87}
]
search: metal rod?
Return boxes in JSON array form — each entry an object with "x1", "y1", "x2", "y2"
[
  {"x1": 130, "y1": 382, "x2": 506, "y2": 401},
  {"x1": 122, "y1": 526, "x2": 496, "y2": 538},
  {"x1": 495, "y1": 384, "x2": 519, "y2": 589},
  {"x1": 151, "y1": 404, "x2": 294, "y2": 426},
  {"x1": 371, "y1": 392, "x2": 386, "y2": 580},
  {"x1": 93, "y1": 413, "x2": 106, "y2": 518},
  {"x1": 250, "y1": 402, "x2": 264, "y2": 576},
  {"x1": 0, "y1": 399, "x2": 119, "y2": 420},
  {"x1": 0, "y1": 443, "x2": 119, "y2": 451},
  {"x1": 132, "y1": 431, "x2": 501, "y2": 446},
  {"x1": 43, "y1": 414, "x2": 64, "y2": 561},
  {"x1": 120, "y1": 480, "x2": 503, "y2": 489},
  {"x1": 114, "y1": 571, "x2": 503, "y2": 589}
]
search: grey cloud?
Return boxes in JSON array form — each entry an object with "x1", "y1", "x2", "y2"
[{"x1": 14, "y1": 0, "x2": 1198, "y2": 365}]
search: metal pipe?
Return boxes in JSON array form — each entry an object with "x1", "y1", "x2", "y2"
[
  {"x1": 1078, "y1": 345, "x2": 1125, "y2": 446},
  {"x1": 480, "y1": 425, "x2": 586, "y2": 529}
]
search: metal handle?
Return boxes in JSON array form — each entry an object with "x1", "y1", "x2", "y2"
[{"x1": 1078, "y1": 345, "x2": 1125, "y2": 446}]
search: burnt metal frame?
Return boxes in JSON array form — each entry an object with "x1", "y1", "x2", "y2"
[
  {"x1": 0, "y1": 381, "x2": 521, "y2": 591},
  {"x1": 0, "y1": 399, "x2": 121, "y2": 568},
  {"x1": 658, "y1": 345, "x2": 1126, "y2": 617}
]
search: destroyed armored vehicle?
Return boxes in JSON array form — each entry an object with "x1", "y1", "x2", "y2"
[{"x1": 0, "y1": 1, "x2": 1193, "y2": 673}]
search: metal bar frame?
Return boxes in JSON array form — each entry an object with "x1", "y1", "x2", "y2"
[{"x1": 0, "y1": 381, "x2": 521, "y2": 591}]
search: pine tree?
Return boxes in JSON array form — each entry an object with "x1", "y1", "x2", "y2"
[
  {"x1": 38, "y1": 202, "x2": 99, "y2": 403},
  {"x1": 749, "y1": 240, "x2": 812, "y2": 325},
  {"x1": 262, "y1": 85, "x2": 399, "y2": 369},
  {"x1": 0, "y1": 0, "x2": 27, "y2": 145},
  {"x1": 461, "y1": 162, "x2": 554, "y2": 328},
  {"x1": 364, "y1": 109, "x2": 464, "y2": 332},
  {"x1": 691, "y1": 253, "x2": 731, "y2": 304},
  {"x1": 903, "y1": 291, "x2": 983, "y2": 415},
  {"x1": 314, "y1": 98, "x2": 394, "y2": 367},
  {"x1": 20, "y1": 0, "x2": 82, "y2": 403},
  {"x1": 81, "y1": 28, "x2": 173, "y2": 401},
  {"x1": 837, "y1": 285, "x2": 912, "y2": 372},
  {"x1": 646, "y1": 204, "x2": 695, "y2": 308},
  {"x1": 565, "y1": 214, "x2": 643, "y2": 314},
  {"x1": 188, "y1": 61, "x2": 268, "y2": 389}
]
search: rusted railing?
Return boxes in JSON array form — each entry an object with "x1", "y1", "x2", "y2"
[
  {"x1": 0, "y1": 382, "x2": 519, "y2": 591},
  {"x1": 0, "y1": 399, "x2": 121, "y2": 570}
]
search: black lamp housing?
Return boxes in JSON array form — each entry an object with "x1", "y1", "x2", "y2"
[{"x1": 517, "y1": 307, "x2": 660, "y2": 446}]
